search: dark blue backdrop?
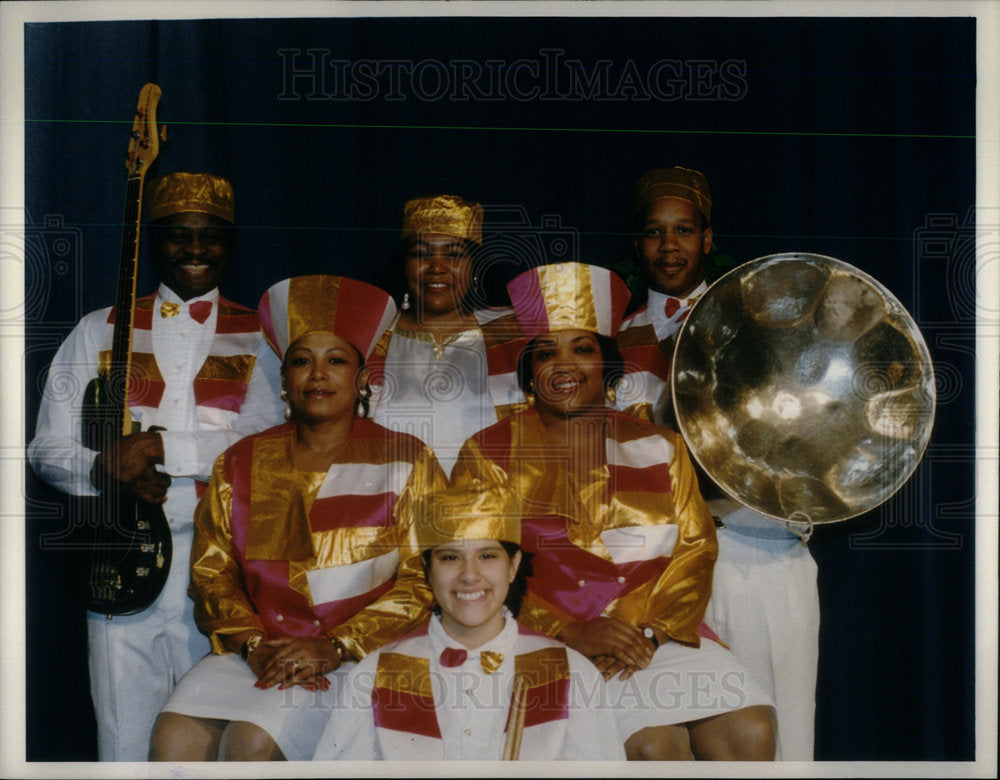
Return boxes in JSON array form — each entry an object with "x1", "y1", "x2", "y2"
[{"x1": 22, "y1": 15, "x2": 977, "y2": 762}]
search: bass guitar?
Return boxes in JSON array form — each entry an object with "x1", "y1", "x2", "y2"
[{"x1": 81, "y1": 83, "x2": 172, "y2": 616}]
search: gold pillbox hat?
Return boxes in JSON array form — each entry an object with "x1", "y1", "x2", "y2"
[
  {"x1": 632, "y1": 166, "x2": 712, "y2": 225},
  {"x1": 146, "y1": 172, "x2": 235, "y2": 223},
  {"x1": 400, "y1": 194, "x2": 484, "y2": 245},
  {"x1": 415, "y1": 481, "x2": 521, "y2": 551}
]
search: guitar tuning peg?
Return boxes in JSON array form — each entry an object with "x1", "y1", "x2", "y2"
[{"x1": 160, "y1": 125, "x2": 168, "y2": 142}]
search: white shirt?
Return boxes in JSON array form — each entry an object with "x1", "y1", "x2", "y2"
[
  {"x1": 28, "y1": 283, "x2": 284, "y2": 530},
  {"x1": 646, "y1": 280, "x2": 709, "y2": 344},
  {"x1": 373, "y1": 323, "x2": 498, "y2": 476},
  {"x1": 316, "y1": 610, "x2": 626, "y2": 761}
]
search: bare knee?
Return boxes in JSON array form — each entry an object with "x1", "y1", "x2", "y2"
[
  {"x1": 149, "y1": 712, "x2": 223, "y2": 761},
  {"x1": 625, "y1": 725, "x2": 694, "y2": 761},
  {"x1": 220, "y1": 720, "x2": 285, "y2": 761},
  {"x1": 690, "y1": 705, "x2": 776, "y2": 761}
]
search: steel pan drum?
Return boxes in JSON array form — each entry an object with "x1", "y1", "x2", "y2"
[{"x1": 672, "y1": 253, "x2": 935, "y2": 525}]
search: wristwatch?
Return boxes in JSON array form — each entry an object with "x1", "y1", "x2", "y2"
[
  {"x1": 240, "y1": 634, "x2": 263, "y2": 661},
  {"x1": 642, "y1": 626, "x2": 660, "y2": 649},
  {"x1": 330, "y1": 636, "x2": 349, "y2": 663}
]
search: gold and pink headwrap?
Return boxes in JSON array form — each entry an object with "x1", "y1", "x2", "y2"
[
  {"x1": 415, "y1": 481, "x2": 521, "y2": 551},
  {"x1": 506, "y1": 262, "x2": 631, "y2": 340},
  {"x1": 631, "y1": 166, "x2": 712, "y2": 225},
  {"x1": 400, "y1": 194, "x2": 484, "y2": 245},
  {"x1": 258, "y1": 275, "x2": 396, "y2": 359},
  {"x1": 145, "y1": 172, "x2": 235, "y2": 223}
]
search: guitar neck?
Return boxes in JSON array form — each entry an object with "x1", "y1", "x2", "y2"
[
  {"x1": 102, "y1": 83, "x2": 162, "y2": 436},
  {"x1": 108, "y1": 174, "x2": 144, "y2": 374}
]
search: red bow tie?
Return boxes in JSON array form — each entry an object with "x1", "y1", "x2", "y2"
[
  {"x1": 188, "y1": 300, "x2": 212, "y2": 323},
  {"x1": 439, "y1": 647, "x2": 504, "y2": 674},
  {"x1": 161, "y1": 300, "x2": 212, "y2": 324},
  {"x1": 663, "y1": 297, "x2": 683, "y2": 319}
]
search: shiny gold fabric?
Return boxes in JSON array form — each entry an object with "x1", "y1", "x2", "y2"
[
  {"x1": 451, "y1": 410, "x2": 717, "y2": 646},
  {"x1": 146, "y1": 172, "x2": 235, "y2": 223},
  {"x1": 480, "y1": 649, "x2": 505, "y2": 675},
  {"x1": 400, "y1": 194, "x2": 484, "y2": 244},
  {"x1": 631, "y1": 166, "x2": 712, "y2": 224},
  {"x1": 375, "y1": 652, "x2": 434, "y2": 696},
  {"x1": 200, "y1": 354, "x2": 256, "y2": 383},
  {"x1": 514, "y1": 646, "x2": 570, "y2": 683},
  {"x1": 414, "y1": 481, "x2": 522, "y2": 550},
  {"x1": 190, "y1": 426, "x2": 445, "y2": 657},
  {"x1": 536, "y1": 262, "x2": 600, "y2": 335},
  {"x1": 160, "y1": 301, "x2": 180, "y2": 318},
  {"x1": 286, "y1": 275, "x2": 341, "y2": 352}
]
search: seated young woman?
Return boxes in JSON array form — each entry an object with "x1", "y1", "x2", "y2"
[
  {"x1": 149, "y1": 275, "x2": 445, "y2": 761},
  {"x1": 313, "y1": 480, "x2": 625, "y2": 760},
  {"x1": 450, "y1": 261, "x2": 777, "y2": 760}
]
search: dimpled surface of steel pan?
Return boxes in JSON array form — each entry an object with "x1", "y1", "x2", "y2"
[{"x1": 672, "y1": 253, "x2": 935, "y2": 525}]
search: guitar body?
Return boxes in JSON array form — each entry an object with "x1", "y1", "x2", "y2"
[
  {"x1": 84, "y1": 485, "x2": 173, "y2": 616},
  {"x1": 83, "y1": 376, "x2": 173, "y2": 616},
  {"x1": 81, "y1": 83, "x2": 174, "y2": 617}
]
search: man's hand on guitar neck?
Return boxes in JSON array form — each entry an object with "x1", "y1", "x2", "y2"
[{"x1": 90, "y1": 431, "x2": 171, "y2": 504}]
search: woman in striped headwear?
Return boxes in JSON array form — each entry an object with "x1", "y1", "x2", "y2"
[
  {"x1": 451, "y1": 262, "x2": 777, "y2": 760},
  {"x1": 150, "y1": 275, "x2": 446, "y2": 762}
]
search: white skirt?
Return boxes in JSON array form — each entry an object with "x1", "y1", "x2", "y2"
[
  {"x1": 602, "y1": 636, "x2": 774, "y2": 740},
  {"x1": 161, "y1": 652, "x2": 354, "y2": 761}
]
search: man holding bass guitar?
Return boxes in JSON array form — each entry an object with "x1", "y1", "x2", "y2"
[{"x1": 27, "y1": 172, "x2": 285, "y2": 761}]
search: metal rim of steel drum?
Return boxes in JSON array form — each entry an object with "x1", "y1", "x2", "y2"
[{"x1": 671, "y1": 252, "x2": 936, "y2": 526}]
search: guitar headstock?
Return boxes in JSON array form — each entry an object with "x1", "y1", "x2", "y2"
[{"x1": 125, "y1": 83, "x2": 163, "y2": 179}]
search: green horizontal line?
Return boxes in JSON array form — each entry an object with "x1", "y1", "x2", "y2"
[{"x1": 24, "y1": 118, "x2": 973, "y2": 141}]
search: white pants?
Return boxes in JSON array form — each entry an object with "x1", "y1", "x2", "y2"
[
  {"x1": 86, "y1": 528, "x2": 208, "y2": 761},
  {"x1": 705, "y1": 507, "x2": 820, "y2": 761}
]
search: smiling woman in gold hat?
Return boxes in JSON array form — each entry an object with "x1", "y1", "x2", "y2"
[
  {"x1": 313, "y1": 481, "x2": 625, "y2": 761},
  {"x1": 149, "y1": 275, "x2": 446, "y2": 762},
  {"x1": 367, "y1": 195, "x2": 525, "y2": 476},
  {"x1": 451, "y1": 261, "x2": 777, "y2": 761}
]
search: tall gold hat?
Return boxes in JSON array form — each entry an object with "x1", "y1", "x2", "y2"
[
  {"x1": 506, "y1": 261, "x2": 631, "y2": 339},
  {"x1": 400, "y1": 194, "x2": 484, "y2": 245},
  {"x1": 631, "y1": 166, "x2": 712, "y2": 225},
  {"x1": 258, "y1": 275, "x2": 396, "y2": 359},
  {"x1": 145, "y1": 172, "x2": 235, "y2": 223},
  {"x1": 415, "y1": 481, "x2": 521, "y2": 551}
]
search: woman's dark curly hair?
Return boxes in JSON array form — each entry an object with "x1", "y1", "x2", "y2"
[
  {"x1": 515, "y1": 333, "x2": 625, "y2": 398},
  {"x1": 421, "y1": 542, "x2": 534, "y2": 618}
]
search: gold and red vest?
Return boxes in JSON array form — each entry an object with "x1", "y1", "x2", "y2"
[
  {"x1": 102, "y1": 294, "x2": 261, "y2": 432},
  {"x1": 370, "y1": 621, "x2": 571, "y2": 759}
]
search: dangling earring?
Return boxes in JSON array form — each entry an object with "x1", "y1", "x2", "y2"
[
  {"x1": 281, "y1": 389, "x2": 292, "y2": 420},
  {"x1": 401, "y1": 292, "x2": 411, "y2": 311},
  {"x1": 605, "y1": 386, "x2": 617, "y2": 404},
  {"x1": 525, "y1": 380, "x2": 536, "y2": 407},
  {"x1": 356, "y1": 384, "x2": 373, "y2": 418}
]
